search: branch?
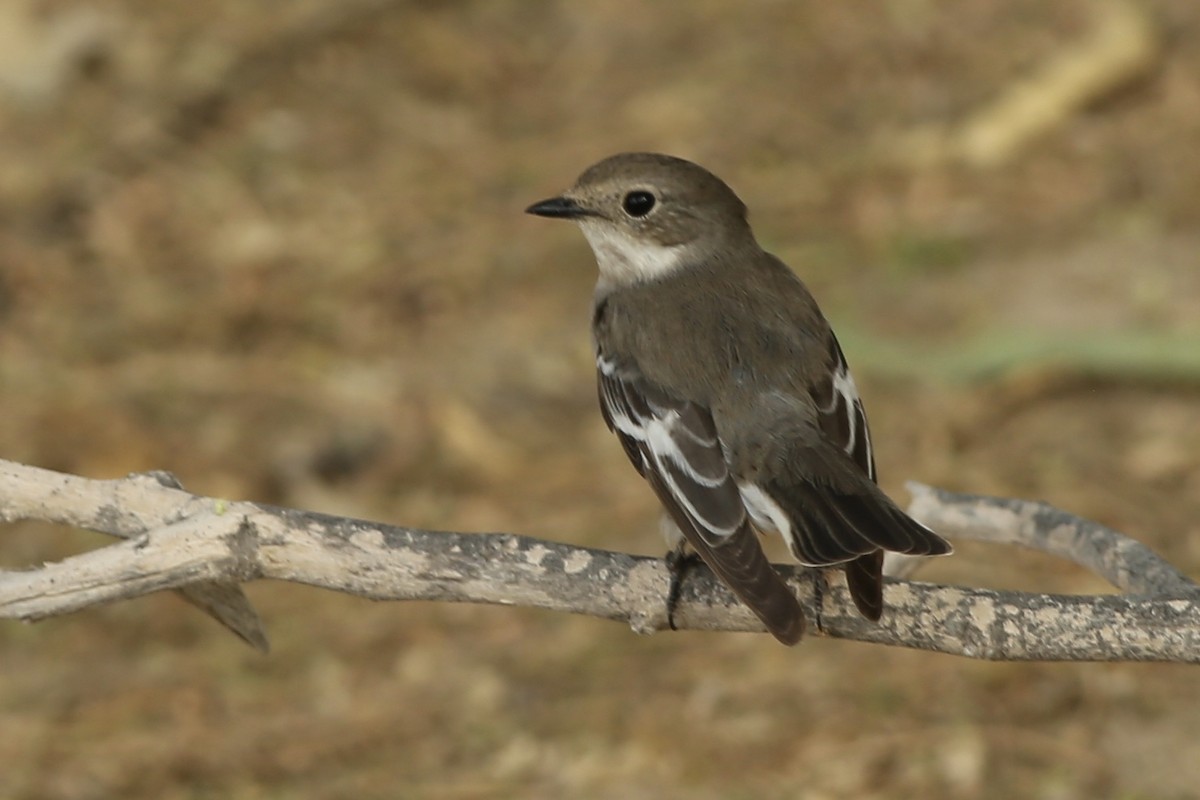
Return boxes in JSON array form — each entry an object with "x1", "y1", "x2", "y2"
[{"x1": 1, "y1": 459, "x2": 1197, "y2": 662}]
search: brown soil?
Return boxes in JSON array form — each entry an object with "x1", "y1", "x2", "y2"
[{"x1": 3, "y1": 2, "x2": 1200, "y2": 798}]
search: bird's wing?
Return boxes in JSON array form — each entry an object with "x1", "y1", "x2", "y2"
[
  {"x1": 814, "y1": 335, "x2": 886, "y2": 618},
  {"x1": 597, "y1": 354, "x2": 805, "y2": 645},
  {"x1": 739, "y1": 332, "x2": 952, "y2": 620},
  {"x1": 814, "y1": 335, "x2": 877, "y2": 482}
]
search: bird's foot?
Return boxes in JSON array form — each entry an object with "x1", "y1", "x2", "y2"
[
  {"x1": 812, "y1": 569, "x2": 829, "y2": 634},
  {"x1": 664, "y1": 549, "x2": 702, "y2": 631}
]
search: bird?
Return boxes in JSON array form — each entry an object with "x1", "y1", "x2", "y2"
[{"x1": 526, "y1": 152, "x2": 951, "y2": 645}]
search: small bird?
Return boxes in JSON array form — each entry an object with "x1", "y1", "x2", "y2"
[{"x1": 526, "y1": 152, "x2": 951, "y2": 645}]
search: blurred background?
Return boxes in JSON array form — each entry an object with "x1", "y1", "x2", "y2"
[{"x1": 2, "y1": 1, "x2": 1200, "y2": 797}]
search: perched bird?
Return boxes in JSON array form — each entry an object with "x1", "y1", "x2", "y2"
[{"x1": 526, "y1": 152, "x2": 951, "y2": 645}]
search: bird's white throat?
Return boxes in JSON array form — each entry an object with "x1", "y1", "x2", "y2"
[{"x1": 579, "y1": 223, "x2": 689, "y2": 289}]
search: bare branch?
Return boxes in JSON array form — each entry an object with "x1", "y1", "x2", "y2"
[
  {"x1": 904, "y1": 482, "x2": 1197, "y2": 596},
  {"x1": 1, "y1": 459, "x2": 1197, "y2": 662},
  {"x1": 0, "y1": 465, "x2": 269, "y2": 651}
]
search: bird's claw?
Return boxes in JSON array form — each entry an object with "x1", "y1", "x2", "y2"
[{"x1": 664, "y1": 549, "x2": 702, "y2": 631}]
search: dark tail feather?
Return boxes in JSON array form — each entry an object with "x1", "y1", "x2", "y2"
[
  {"x1": 844, "y1": 551, "x2": 883, "y2": 621},
  {"x1": 646, "y1": 472, "x2": 805, "y2": 645},
  {"x1": 707, "y1": 523, "x2": 807, "y2": 645}
]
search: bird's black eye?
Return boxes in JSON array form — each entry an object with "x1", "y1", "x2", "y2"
[{"x1": 622, "y1": 190, "x2": 656, "y2": 218}]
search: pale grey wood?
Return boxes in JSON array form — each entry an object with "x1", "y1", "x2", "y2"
[{"x1": 2, "y1": 460, "x2": 1197, "y2": 661}]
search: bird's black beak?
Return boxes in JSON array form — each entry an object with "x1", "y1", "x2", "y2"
[{"x1": 525, "y1": 196, "x2": 591, "y2": 220}]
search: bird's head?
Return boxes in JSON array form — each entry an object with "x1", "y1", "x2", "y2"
[{"x1": 526, "y1": 152, "x2": 753, "y2": 289}]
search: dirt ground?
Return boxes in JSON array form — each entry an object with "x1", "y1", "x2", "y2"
[{"x1": 3, "y1": 1, "x2": 1200, "y2": 798}]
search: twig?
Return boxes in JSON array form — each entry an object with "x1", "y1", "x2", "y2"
[{"x1": 890, "y1": 0, "x2": 1158, "y2": 168}]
